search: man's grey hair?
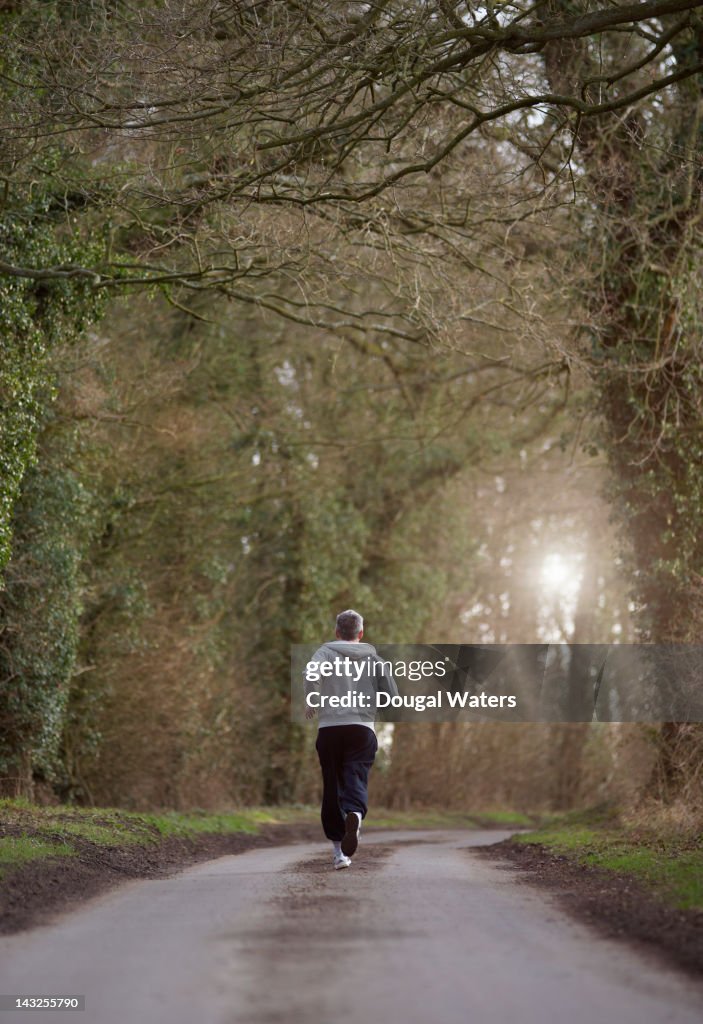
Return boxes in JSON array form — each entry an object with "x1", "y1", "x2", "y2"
[{"x1": 336, "y1": 609, "x2": 364, "y2": 640}]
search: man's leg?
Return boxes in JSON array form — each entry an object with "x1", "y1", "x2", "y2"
[
  {"x1": 315, "y1": 727, "x2": 346, "y2": 842},
  {"x1": 339, "y1": 725, "x2": 378, "y2": 855}
]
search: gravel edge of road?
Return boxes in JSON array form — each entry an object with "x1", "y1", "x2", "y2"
[
  {"x1": 475, "y1": 836, "x2": 703, "y2": 978},
  {"x1": 0, "y1": 823, "x2": 323, "y2": 936}
]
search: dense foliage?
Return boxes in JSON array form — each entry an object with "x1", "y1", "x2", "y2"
[
  {"x1": 1, "y1": 1, "x2": 703, "y2": 816},
  {"x1": 0, "y1": 200, "x2": 104, "y2": 571},
  {"x1": 0, "y1": 195, "x2": 106, "y2": 786}
]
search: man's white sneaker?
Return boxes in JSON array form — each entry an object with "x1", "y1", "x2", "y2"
[
  {"x1": 341, "y1": 811, "x2": 361, "y2": 857},
  {"x1": 334, "y1": 853, "x2": 352, "y2": 870}
]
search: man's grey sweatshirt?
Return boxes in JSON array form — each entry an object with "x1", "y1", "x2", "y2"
[{"x1": 305, "y1": 640, "x2": 399, "y2": 731}]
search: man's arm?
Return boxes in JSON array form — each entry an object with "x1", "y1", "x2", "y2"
[{"x1": 303, "y1": 645, "x2": 329, "y2": 720}]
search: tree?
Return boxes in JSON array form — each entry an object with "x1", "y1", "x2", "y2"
[
  {"x1": 5, "y1": 2, "x2": 703, "y2": 639},
  {"x1": 4, "y1": 0, "x2": 703, "y2": 807},
  {"x1": 535, "y1": 2, "x2": 703, "y2": 641}
]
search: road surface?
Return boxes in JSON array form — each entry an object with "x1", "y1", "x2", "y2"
[{"x1": 0, "y1": 829, "x2": 701, "y2": 1023}]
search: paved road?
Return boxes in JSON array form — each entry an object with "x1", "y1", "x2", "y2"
[{"x1": 0, "y1": 830, "x2": 701, "y2": 1024}]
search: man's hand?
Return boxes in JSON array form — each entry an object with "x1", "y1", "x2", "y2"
[{"x1": 305, "y1": 707, "x2": 316, "y2": 720}]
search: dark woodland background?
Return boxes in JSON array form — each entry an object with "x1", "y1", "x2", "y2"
[{"x1": 2, "y1": 0, "x2": 703, "y2": 826}]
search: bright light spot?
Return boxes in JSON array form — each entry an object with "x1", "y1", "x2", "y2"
[
  {"x1": 274, "y1": 360, "x2": 296, "y2": 387},
  {"x1": 461, "y1": 602, "x2": 485, "y2": 622},
  {"x1": 536, "y1": 551, "x2": 585, "y2": 641},
  {"x1": 541, "y1": 553, "x2": 571, "y2": 589},
  {"x1": 376, "y1": 723, "x2": 394, "y2": 755}
]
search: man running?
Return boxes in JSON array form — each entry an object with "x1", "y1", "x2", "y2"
[{"x1": 305, "y1": 609, "x2": 398, "y2": 870}]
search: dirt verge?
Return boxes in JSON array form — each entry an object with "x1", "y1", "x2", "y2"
[
  {"x1": 0, "y1": 823, "x2": 321, "y2": 936},
  {"x1": 476, "y1": 837, "x2": 703, "y2": 977}
]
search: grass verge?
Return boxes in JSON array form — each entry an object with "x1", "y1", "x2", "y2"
[
  {"x1": 0, "y1": 798, "x2": 528, "y2": 883},
  {"x1": 365, "y1": 808, "x2": 534, "y2": 829},
  {"x1": 0, "y1": 835, "x2": 75, "y2": 880},
  {"x1": 0, "y1": 797, "x2": 280, "y2": 856},
  {"x1": 514, "y1": 819, "x2": 703, "y2": 911}
]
